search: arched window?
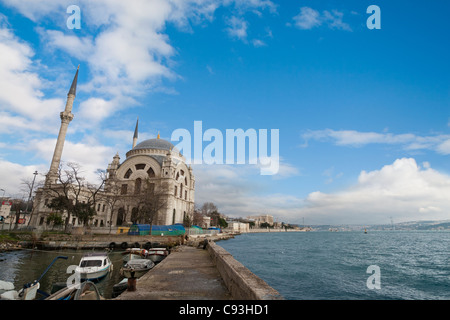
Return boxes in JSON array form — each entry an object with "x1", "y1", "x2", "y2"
[
  {"x1": 124, "y1": 168, "x2": 133, "y2": 179},
  {"x1": 147, "y1": 167, "x2": 155, "y2": 178},
  {"x1": 117, "y1": 207, "x2": 125, "y2": 226},
  {"x1": 180, "y1": 183, "x2": 183, "y2": 198},
  {"x1": 135, "y1": 164, "x2": 146, "y2": 170},
  {"x1": 134, "y1": 178, "x2": 142, "y2": 194},
  {"x1": 172, "y1": 209, "x2": 176, "y2": 225},
  {"x1": 174, "y1": 185, "x2": 178, "y2": 196},
  {"x1": 131, "y1": 207, "x2": 139, "y2": 224}
]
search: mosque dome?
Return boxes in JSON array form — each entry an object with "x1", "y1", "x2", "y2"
[{"x1": 133, "y1": 138, "x2": 175, "y2": 151}]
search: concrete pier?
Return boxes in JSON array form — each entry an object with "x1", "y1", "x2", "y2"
[
  {"x1": 116, "y1": 241, "x2": 283, "y2": 300},
  {"x1": 116, "y1": 245, "x2": 232, "y2": 300}
]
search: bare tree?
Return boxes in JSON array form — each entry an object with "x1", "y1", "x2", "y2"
[
  {"x1": 201, "y1": 202, "x2": 221, "y2": 226},
  {"x1": 192, "y1": 208, "x2": 204, "y2": 227},
  {"x1": 99, "y1": 174, "x2": 124, "y2": 234},
  {"x1": 201, "y1": 202, "x2": 217, "y2": 216},
  {"x1": 44, "y1": 162, "x2": 105, "y2": 231},
  {"x1": 134, "y1": 179, "x2": 170, "y2": 226}
]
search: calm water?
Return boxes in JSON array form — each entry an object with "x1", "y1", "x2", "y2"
[
  {"x1": 218, "y1": 231, "x2": 450, "y2": 300},
  {"x1": 0, "y1": 249, "x2": 125, "y2": 299}
]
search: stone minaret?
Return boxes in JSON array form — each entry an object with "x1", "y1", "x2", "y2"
[
  {"x1": 45, "y1": 65, "x2": 79, "y2": 185},
  {"x1": 132, "y1": 117, "x2": 139, "y2": 148}
]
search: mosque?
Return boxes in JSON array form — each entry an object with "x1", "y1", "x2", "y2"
[{"x1": 30, "y1": 67, "x2": 195, "y2": 230}]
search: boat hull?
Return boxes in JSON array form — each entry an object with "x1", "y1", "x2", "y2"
[
  {"x1": 120, "y1": 259, "x2": 154, "y2": 279},
  {"x1": 147, "y1": 248, "x2": 169, "y2": 263},
  {"x1": 78, "y1": 266, "x2": 111, "y2": 281}
]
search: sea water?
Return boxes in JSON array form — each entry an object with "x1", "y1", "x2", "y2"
[
  {"x1": 218, "y1": 230, "x2": 450, "y2": 300},
  {"x1": 0, "y1": 249, "x2": 125, "y2": 299}
]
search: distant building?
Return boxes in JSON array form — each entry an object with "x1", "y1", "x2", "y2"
[
  {"x1": 226, "y1": 221, "x2": 249, "y2": 233},
  {"x1": 201, "y1": 216, "x2": 211, "y2": 229},
  {"x1": 247, "y1": 214, "x2": 274, "y2": 227},
  {"x1": 0, "y1": 200, "x2": 12, "y2": 219}
]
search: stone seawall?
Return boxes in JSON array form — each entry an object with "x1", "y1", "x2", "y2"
[{"x1": 207, "y1": 240, "x2": 283, "y2": 300}]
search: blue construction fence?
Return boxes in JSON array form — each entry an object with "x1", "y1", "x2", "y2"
[{"x1": 128, "y1": 224, "x2": 221, "y2": 236}]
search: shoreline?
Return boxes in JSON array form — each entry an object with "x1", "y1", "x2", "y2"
[{"x1": 0, "y1": 228, "x2": 308, "y2": 252}]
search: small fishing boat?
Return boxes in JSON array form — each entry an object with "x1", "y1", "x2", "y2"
[
  {"x1": 45, "y1": 281, "x2": 104, "y2": 300},
  {"x1": 147, "y1": 247, "x2": 169, "y2": 263},
  {"x1": 76, "y1": 252, "x2": 112, "y2": 281},
  {"x1": 112, "y1": 278, "x2": 129, "y2": 298},
  {"x1": 120, "y1": 259, "x2": 154, "y2": 279},
  {"x1": 122, "y1": 248, "x2": 148, "y2": 263}
]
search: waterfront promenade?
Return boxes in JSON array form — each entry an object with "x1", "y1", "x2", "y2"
[
  {"x1": 116, "y1": 245, "x2": 232, "y2": 300},
  {"x1": 116, "y1": 240, "x2": 283, "y2": 300}
]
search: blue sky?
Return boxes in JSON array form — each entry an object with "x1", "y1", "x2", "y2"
[{"x1": 0, "y1": 0, "x2": 449, "y2": 225}]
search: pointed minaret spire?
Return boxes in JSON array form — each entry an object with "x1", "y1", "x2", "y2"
[
  {"x1": 45, "y1": 66, "x2": 79, "y2": 185},
  {"x1": 132, "y1": 117, "x2": 139, "y2": 148},
  {"x1": 68, "y1": 65, "x2": 79, "y2": 97}
]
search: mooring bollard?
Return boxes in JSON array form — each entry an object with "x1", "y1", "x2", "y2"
[{"x1": 127, "y1": 271, "x2": 136, "y2": 291}]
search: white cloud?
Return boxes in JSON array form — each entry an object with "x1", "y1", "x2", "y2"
[
  {"x1": 322, "y1": 10, "x2": 352, "y2": 31},
  {"x1": 292, "y1": 7, "x2": 351, "y2": 31},
  {"x1": 296, "y1": 158, "x2": 450, "y2": 225},
  {"x1": 293, "y1": 7, "x2": 321, "y2": 30},
  {"x1": 225, "y1": 15, "x2": 248, "y2": 41},
  {"x1": 0, "y1": 159, "x2": 47, "y2": 197},
  {"x1": 0, "y1": 20, "x2": 63, "y2": 129},
  {"x1": 436, "y1": 139, "x2": 450, "y2": 155},
  {"x1": 193, "y1": 162, "x2": 302, "y2": 219},
  {"x1": 301, "y1": 129, "x2": 450, "y2": 155},
  {"x1": 252, "y1": 39, "x2": 266, "y2": 47}
]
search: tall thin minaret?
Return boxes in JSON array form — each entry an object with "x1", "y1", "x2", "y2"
[
  {"x1": 132, "y1": 117, "x2": 139, "y2": 148},
  {"x1": 45, "y1": 65, "x2": 79, "y2": 185}
]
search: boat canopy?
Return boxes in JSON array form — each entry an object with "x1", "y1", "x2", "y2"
[{"x1": 80, "y1": 260, "x2": 102, "y2": 267}]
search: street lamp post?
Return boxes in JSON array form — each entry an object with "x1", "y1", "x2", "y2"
[
  {"x1": 0, "y1": 188, "x2": 5, "y2": 231},
  {"x1": 25, "y1": 171, "x2": 38, "y2": 213},
  {"x1": 24, "y1": 171, "x2": 38, "y2": 228}
]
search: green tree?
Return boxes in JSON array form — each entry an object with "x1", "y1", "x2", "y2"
[
  {"x1": 46, "y1": 212, "x2": 64, "y2": 230},
  {"x1": 218, "y1": 217, "x2": 228, "y2": 229}
]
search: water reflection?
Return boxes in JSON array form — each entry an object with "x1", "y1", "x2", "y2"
[{"x1": 0, "y1": 249, "x2": 126, "y2": 299}]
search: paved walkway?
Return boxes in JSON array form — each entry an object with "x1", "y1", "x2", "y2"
[{"x1": 115, "y1": 245, "x2": 232, "y2": 300}]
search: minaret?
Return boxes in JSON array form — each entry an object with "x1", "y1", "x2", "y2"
[
  {"x1": 132, "y1": 117, "x2": 139, "y2": 148},
  {"x1": 45, "y1": 65, "x2": 79, "y2": 185}
]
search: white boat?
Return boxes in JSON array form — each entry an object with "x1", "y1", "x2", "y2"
[
  {"x1": 147, "y1": 248, "x2": 169, "y2": 263},
  {"x1": 76, "y1": 252, "x2": 112, "y2": 281},
  {"x1": 120, "y1": 259, "x2": 154, "y2": 278},
  {"x1": 122, "y1": 248, "x2": 148, "y2": 263}
]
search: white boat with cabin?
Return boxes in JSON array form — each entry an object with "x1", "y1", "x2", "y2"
[{"x1": 76, "y1": 252, "x2": 112, "y2": 281}]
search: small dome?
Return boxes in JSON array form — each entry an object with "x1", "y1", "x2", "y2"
[{"x1": 133, "y1": 138, "x2": 175, "y2": 151}]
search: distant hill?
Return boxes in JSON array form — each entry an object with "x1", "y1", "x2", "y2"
[{"x1": 310, "y1": 220, "x2": 450, "y2": 231}]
